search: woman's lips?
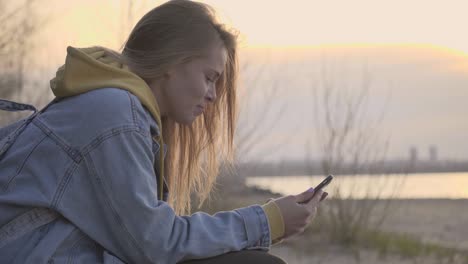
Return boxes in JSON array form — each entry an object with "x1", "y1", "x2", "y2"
[{"x1": 194, "y1": 105, "x2": 204, "y2": 115}]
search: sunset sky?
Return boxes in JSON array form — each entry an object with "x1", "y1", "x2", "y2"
[
  {"x1": 26, "y1": 0, "x2": 468, "y2": 162},
  {"x1": 38, "y1": 0, "x2": 468, "y2": 55},
  {"x1": 205, "y1": 0, "x2": 468, "y2": 54}
]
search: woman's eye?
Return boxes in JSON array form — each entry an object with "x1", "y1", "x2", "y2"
[{"x1": 206, "y1": 76, "x2": 214, "y2": 83}]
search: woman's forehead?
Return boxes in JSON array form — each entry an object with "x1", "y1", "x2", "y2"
[{"x1": 202, "y1": 44, "x2": 227, "y2": 72}]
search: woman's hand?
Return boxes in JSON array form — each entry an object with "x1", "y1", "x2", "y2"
[{"x1": 269, "y1": 188, "x2": 328, "y2": 241}]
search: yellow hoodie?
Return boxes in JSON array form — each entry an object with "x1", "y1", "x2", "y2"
[
  {"x1": 50, "y1": 46, "x2": 166, "y2": 201},
  {"x1": 49, "y1": 46, "x2": 284, "y2": 244}
]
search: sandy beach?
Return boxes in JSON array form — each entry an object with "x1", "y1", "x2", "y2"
[
  {"x1": 206, "y1": 185, "x2": 468, "y2": 263},
  {"x1": 378, "y1": 199, "x2": 468, "y2": 250},
  {"x1": 270, "y1": 199, "x2": 468, "y2": 264}
]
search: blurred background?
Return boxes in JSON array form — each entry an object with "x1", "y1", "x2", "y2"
[{"x1": 1, "y1": 0, "x2": 467, "y2": 263}]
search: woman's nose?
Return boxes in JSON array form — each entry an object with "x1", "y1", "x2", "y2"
[{"x1": 206, "y1": 86, "x2": 217, "y2": 103}]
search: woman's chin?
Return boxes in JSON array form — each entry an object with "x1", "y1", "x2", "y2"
[{"x1": 174, "y1": 114, "x2": 197, "y2": 125}]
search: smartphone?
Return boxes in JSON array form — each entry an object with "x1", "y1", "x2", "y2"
[{"x1": 299, "y1": 174, "x2": 333, "y2": 204}]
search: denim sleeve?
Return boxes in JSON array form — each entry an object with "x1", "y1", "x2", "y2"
[{"x1": 57, "y1": 127, "x2": 271, "y2": 264}]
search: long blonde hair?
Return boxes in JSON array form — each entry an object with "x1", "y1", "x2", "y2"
[{"x1": 118, "y1": 0, "x2": 238, "y2": 215}]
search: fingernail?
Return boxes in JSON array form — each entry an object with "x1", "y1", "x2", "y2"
[
  {"x1": 307, "y1": 187, "x2": 314, "y2": 192},
  {"x1": 321, "y1": 192, "x2": 328, "y2": 201}
]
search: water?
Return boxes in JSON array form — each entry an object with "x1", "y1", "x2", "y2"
[{"x1": 245, "y1": 172, "x2": 468, "y2": 199}]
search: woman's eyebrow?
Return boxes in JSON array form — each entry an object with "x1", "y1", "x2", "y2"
[{"x1": 209, "y1": 68, "x2": 221, "y2": 78}]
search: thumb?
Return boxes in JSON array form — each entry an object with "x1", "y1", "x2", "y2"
[{"x1": 295, "y1": 187, "x2": 315, "y2": 203}]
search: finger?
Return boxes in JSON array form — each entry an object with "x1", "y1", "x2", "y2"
[
  {"x1": 295, "y1": 187, "x2": 315, "y2": 203},
  {"x1": 311, "y1": 190, "x2": 324, "y2": 204},
  {"x1": 306, "y1": 206, "x2": 318, "y2": 221},
  {"x1": 320, "y1": 192, "x2": 328, "y2": 201},
  {"x1": 306, "y1": 189, "x2": 324, "y2": 208}
]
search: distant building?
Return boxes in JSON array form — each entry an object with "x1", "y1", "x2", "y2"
[
  {"x1": 429, "y1": 145, "x2": 438, "y2": 162},
  {"x1": 409, "y1": 146, "x2": 418, "y2": 164}
]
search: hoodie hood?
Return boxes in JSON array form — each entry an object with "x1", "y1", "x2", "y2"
[
  {"x1": 50, "y1": 46, "x2": 161, "y2": 127},
  {"x1": 50, "y1": 46, "x2": 166, "y2": 200}
]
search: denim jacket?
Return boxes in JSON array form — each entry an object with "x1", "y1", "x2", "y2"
[{"x1": 0, "y1": 88, "x2": 272, "y2": 263}]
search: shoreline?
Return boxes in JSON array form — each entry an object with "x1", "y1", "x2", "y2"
[
  {"x1": 208, "y1": 181, "x2": 468, "y2": 262},
  {"x1": 239, "y1": 185, "x2": 468, "y2": 250},
  {"x1": 244, "y1": 184, "x2": 468, "y2": 201}
]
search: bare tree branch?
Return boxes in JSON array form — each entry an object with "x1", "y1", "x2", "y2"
[
  {"x1": 306, "y1": 53, "x2": 404, "y2": 246},
  {"x1": 235, "y1": 52, "x2": 288, "y2": 163}
]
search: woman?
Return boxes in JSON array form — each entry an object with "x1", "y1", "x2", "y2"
[{"x1": 0, "y1": 0, "x2": 327, "y2": 263}]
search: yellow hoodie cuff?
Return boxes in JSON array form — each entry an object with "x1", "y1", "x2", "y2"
[{"x1": 261, "y1": 201, "x2": 285, "y2": 244}]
